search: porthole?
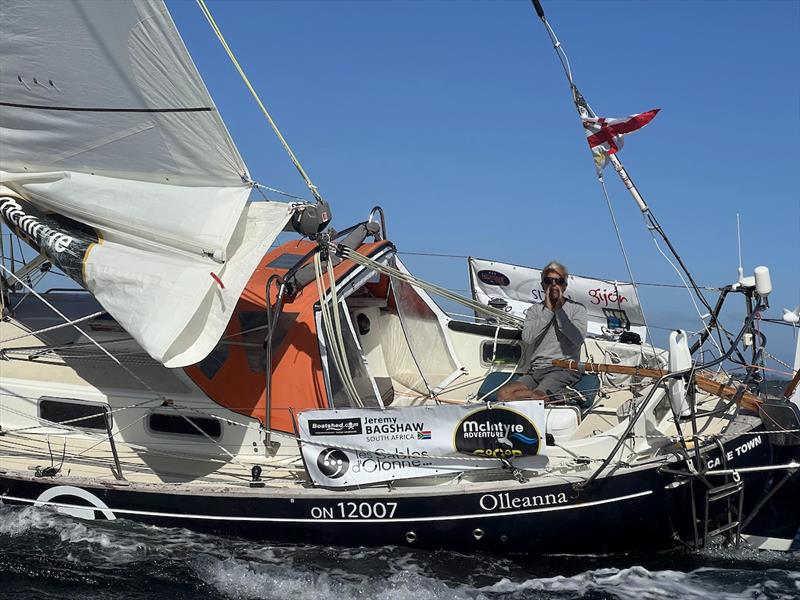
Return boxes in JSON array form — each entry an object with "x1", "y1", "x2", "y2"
[
  {"x1": 148, "y1": 412, "x2": 221, "y2": 439},
  {"x1": 39, "y1": 397, "x2": 110, "y2": 431},
  {"x1": 480, "y1": 341, "x2": 522, "y2": 366}
]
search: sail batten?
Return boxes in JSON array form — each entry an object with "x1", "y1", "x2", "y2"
[{"x1": 0, "y1": 101, "x2": 215, "y2": 112}]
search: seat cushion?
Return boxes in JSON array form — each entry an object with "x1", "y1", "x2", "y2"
[
  {"x1": 566, "y1": 373, "x2": 601, "y2": 410},
  {"x1": 476, "y1": 372, "x2": 522, "y2": 402},
  {"x1": 476, "y1": 371, "x2": 600, "y2": 410}
]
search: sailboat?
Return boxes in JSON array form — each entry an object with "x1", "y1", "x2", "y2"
[{"x1": 1, "y1": 0, "x2": 798, "y2": 554}]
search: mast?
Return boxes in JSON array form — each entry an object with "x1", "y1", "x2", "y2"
[{"x1": 530, "y1": 0, "x2": 715, "y2": 317}]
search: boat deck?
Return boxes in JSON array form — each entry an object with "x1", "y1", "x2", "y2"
[
  {"x1": 0, "y1": 429, "x2": 306, "y2": 488},
  {"x1": 1, "y1": 292, "x2": 738, "y2": 496}
]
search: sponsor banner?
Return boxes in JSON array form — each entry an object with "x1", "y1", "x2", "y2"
[
  {"x1": 470, "y1": 257, "x2": 646, "y2": 337},
  {"x1": 297, "y1": 402, "x2": 547, "y2": 488}
]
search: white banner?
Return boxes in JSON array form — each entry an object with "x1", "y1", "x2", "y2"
[
  {"x1": 469, "y1": 258, "x2": 646, "y2": 338},
  {"x1": 297, "y1": 402, "x2": 547, "y2": 488}
]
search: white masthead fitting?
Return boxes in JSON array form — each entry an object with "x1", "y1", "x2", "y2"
[
  {"x1": 783, "y1": 306, "x2": 800, "y2": 324},
  {"x1": 754, "y1": 266, "x2": 772, "y2": 297}
]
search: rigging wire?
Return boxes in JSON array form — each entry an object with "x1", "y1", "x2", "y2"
[
  {"x1": 339, "y1": 246, "x2": 523, "y2": 329},
  {"x1": 597, "y1": 176, "x2": 655, "y2": 350},
  {"x1": 0, "y1": 264, "x2": 162, "y2": 396},
  {"x1": 646, "y1": 223, "x2": 724, "y2": 358},
  {"x1": 529, "y1": 1, "x2": 730, "y2": 362},
  {"x1": 195, "y1": 0, "x2": 324, "y2": 205},
  {"x1": 397, "y1": 250, "x2": 721, "y2": 290},
  {"x1": 252, "y1": 183, "x2": 307, "y2": 202},
  {"x1": 0, "y1": 310, "x2": 105, "y2": 344}
]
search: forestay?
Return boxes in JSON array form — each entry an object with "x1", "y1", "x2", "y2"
[
  {"x1": 469, "y1": 257, "x2": 646, "y2": 338},
  {"x1": 0, "y1": 0, "x2": 294, "y2": 366}
]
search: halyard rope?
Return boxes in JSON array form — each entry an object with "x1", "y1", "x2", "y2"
[
  {"x1": 337, "y1": 246, "x2": 523, "y2": 329},
  {"x1": 195, "y1": 0, "x2": 324, "y2": 204},
  {"x1": 596, "y1": 176, "x2": 655, "y2": 350},
  {"x1": 313, "y1": 253, "x2": 363, "y2": 407}
]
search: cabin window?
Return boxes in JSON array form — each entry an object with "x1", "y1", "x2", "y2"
[
  {"x1": 238, "y1": 311, "x2": 298, "y2": 372},
  {"x1": 480, "y1": 341, "x2": 522, "y2": 366},
  {"x1": 197, "y1": 343, "x2": 229, "y2": 380},
  {"x1": 39, "y1": 397, "x2": 110, "y2": 431},
  {"x1": 388, "y1": 274, "x2": 459, "y2": 393},
  {"x1": 266, "y1": 253, "x2": 305, "y2": 270},
  {"x1": 148, "y1": 412, "x2": 221, "y2": 439}
]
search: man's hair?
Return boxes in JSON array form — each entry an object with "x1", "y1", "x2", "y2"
[{"x1": 542, "y1": 260, "x2": 569, "y2": 280}]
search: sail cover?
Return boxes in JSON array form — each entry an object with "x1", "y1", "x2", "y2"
[
  {"x1": 0, "y1": 0, "x2": 294, "y2": 366},
  {"x1": 469, "y1": 258, "x2": 647, "y2": 338}
]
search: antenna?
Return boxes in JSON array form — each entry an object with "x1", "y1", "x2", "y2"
[
  {"x1": 736, "y1": 213, "x2": 744, "y2": 282},
  {"x1": 735, "y1": 213, "x2": 758, "y2": 288}
]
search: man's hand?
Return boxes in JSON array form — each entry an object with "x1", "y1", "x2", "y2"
[{"x1": 544, "y1": 282, "x2": 565, "y2": 311}]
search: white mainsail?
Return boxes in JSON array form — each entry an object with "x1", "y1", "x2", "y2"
[{"x1": 0, "y1": 0, "x2": 294, "y2": 366}]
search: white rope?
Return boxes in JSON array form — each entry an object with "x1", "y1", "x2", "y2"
[
  {"x1": 315, "y1": 254, "x2": 353, "y2": 404},
  {"x1": 339, "y1": 246, "x2": 522, "y2": 329},
  {"x1": 476, "y1": 364, "x2": 520, "y2": 403},
  {"x1": 251, "y1": 183, "x2": 306, "y2": 202},
  {"x1": 326, "y1": 256, "x2": 360, "y2": 403},
  {"x1": 764, "y1": 350, "x2": 796, "y2": 374},
  {"x1": 195, "y1": 0, "x2": 323, "y2": 204},
  {"x1": 313, "y1": 253, "x2": 363, "y2": 407},
  {"x1": 471, "y1": 324, "x2": 522, "y2": 402}
]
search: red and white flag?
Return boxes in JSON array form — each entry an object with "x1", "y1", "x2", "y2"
[{"x1": 583, "y1": 109, "x2": 659, "y2": 169}]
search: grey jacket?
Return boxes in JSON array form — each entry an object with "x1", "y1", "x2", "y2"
[{"x1": 522, "y1": 299, "x2": 588, "y2": 371}]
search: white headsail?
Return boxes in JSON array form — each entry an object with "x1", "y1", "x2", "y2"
[{"x1": 0, "y1": 0, "x2": 293, "y2": 366}]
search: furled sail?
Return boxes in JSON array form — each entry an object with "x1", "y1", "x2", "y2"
[{"x1": 0, "y1": 0, "x2": 294, "y2": 366}]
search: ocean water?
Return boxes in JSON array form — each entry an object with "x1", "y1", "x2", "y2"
[{"x1": 0, "y1": 505, "x2": 797, "y2": 600}]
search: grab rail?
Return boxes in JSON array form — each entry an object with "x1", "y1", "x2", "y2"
[
  {"x1": 576, "y1": 304, "x2": 764, "y2": 490},
  {"x1": 367, "y1": 206, "x2": 387, "y2": 240}
]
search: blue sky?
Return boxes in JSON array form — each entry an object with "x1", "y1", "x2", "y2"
[{"x1": 169, "y1": 0, "x2": 799, "y2": 369}]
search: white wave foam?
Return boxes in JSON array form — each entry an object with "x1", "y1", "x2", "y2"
[
  {"x1": 482, "y1": 565, "x2": 800, "y2": 600},
  {"x1": 0, "y1": 505, "x2": 149, "y2": 563},
  {"x1": 191, "y1": 555, "x2": 485, "y2": 600},
  {"x1": 0, "y1": 505, "x2": 55, "y2": 536}
]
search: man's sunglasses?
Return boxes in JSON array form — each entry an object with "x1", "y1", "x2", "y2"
[{"x1": 542, "y1": 276, "x2": 566, "y2": 286}]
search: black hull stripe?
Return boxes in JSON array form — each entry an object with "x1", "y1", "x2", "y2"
[
  {"x1": 0, "y1": 101, "x2": 213, "y2": 113},
  {"x1": 2, "y1": 490, "x2": 652, "y2": 523}
]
